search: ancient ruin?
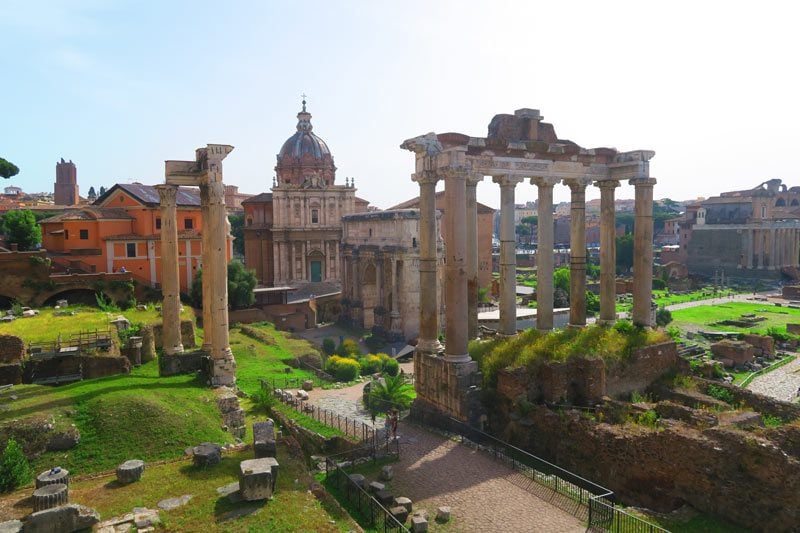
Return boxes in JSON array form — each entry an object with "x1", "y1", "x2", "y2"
[
  {"x1": 403, "y1": 109, "x2": 656, "y2": 422},
  {"x1": 158, "y1": 145, "x2": 236, "y2": 386}
]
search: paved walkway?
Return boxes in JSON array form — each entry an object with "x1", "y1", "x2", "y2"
[
  {"x1": 747, "y1": 355, "x2": 800, "y2": 402},
  {"x1": 307, "y1": 381, "x2": 584, "y2": 532}
]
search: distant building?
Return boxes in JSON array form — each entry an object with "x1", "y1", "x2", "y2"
[
  {"x1": 54, "y1": 158, "x2": 79, "y2": 206},
  {"x1": 224, "y1": 185, "x2": 253, "y2": 212},
  {"x1": 4, "y1": 186, "x2": 22, "y2": 196}
]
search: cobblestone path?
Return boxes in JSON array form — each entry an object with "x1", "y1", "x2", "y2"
[
  {"x1": 307, "y1": 382, "x2": 585, "y2": 532},
  {"x1": 747, "y1": 355, "x2": 800, "y2": 402}
]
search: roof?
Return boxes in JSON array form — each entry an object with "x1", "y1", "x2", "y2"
[
  {"x1": 390, "y1": 191, "x2": 495, "y2": 214},
  {"x1": 38, "y1": 207, "x2": 134, "y2": 223},
  {"x1": 241, "y1": 192, "x2": 273, "y2": 204},
  {"x1": 94, "y1": 183, "x2": 200, "y2": 207},
  {"x1": 278, "y1": 109, "x2": 331, "y2": 160}
]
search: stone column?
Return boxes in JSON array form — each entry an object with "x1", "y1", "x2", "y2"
[
  {"x1": 565, "y1": 178, "x2": 590, "y2": 327},
  {"x1": 630, "y1": 177, "x2": 657, "y2": 327},
  {"x1": 756, "y1": 229, "x2": 764, "y2": 269},
  {"x1": 206, "y1": 177, "x2": 235, "y2": 386},
  {"x1": 596, "y1": 180, "x2": 619, "y2": 325},
  {"x1": 390, "y1": 257, "x2": 400, "y2": 319},
  {"x1": 532, "y1": 177, "x2": 557, "y2": 330},
  {"x1": 444, "y1": 168, "x2": 470, "y2": 362},
  {"x1": 200, "y1": 186, "x2": 213, "y2": 351},
  {"x1": 746, "y1": 229, "x2": 754, "y2": 269},
  {"x1": 493, "y1": 175, "x2": 524, "y2": 336},
  {"x1": 413, "y1": 171, "x2": 442, "y2": 354},
  {"x1": 466, "y1": 174, "x2": 482, "y2": 340},
  {"x1": 156, "y1": 184, "x2": 184, "y2": 355}
]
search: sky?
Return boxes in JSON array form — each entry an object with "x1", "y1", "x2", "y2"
[{"x1": 2, "y1": 0, "x2": 799, "y2": 210}]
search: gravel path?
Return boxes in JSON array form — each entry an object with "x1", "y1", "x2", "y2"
[
  {"x1": 307, "y1": 380, "x2": 584, "y2": 532},
  {"x1": 747, "y1": 356, "x2": 800, "y2": 402}
]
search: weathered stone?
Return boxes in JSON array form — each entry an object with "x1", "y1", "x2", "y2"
[
  {"x1": 32, "y1": 483, "x2": 69, "y2": 512},
  {"x1": 302, "y1": 379, "x2": 314, "y2": 391},
  {"x1": 722, "y1": 411, "x2": 764, "y2": 430},
  {"x1": 436, "y1": 506, "x2": 451, "y2": 523},
  {"x1": 157, "y1": 494, "x2": 193, "y2": 510},
  {"x1": 368, "y1": 481, "x2": 385, "y2": 494},
  {"x1": 0, "y1": 335, "x2": 25, "y2": 364},
  {"x1": 253, "y1": 419, "x2": 276, "y2": 458},
  {"x1": 35, "y1": 467, "x2": 69, "y2": 488},
  {"x1": 216, "y1": 482, "x2": 240, "y2": 498},
  {"x1": 375, "y1": 489, "x2": 393, "y2": 507},
  {"x1": 389, "y1": 505, "x2": 409, "y2": 524},
  {"x1": 348, "y1": 473, "x2": 365, "y2": 488},
  {"x1": 116, "y1": 459, "x2": 145, "y2": 484},
  {"x1": 239, "y1": 457, "x2": 279, "y2": 501},
  {"x1": 95, "y1": 512, "x2": 135, "y2": 532},
  {"x1": 46, "y1": 428, "x2": 80, "y2": 452},
  {"x1": 379, "y1": 465, "x2": 394, "y2": 481},
  {"x1": 132, "y1": 507, "x2": 160, "y2": 529},
  {"x1": 0, "y1": 520, "x2": 22, "y2": 533},
  {"x1": 309, "y1": 481, "x2": 325, "y2": 499},
  {"x1": 411, "y1": 515, "x2": 428, "y2": 532},
  {"x1": 296, "y1": 389, "x2": 309, "y2": 401},
  {"x1": 24, "y1": 504, "x2": 99, "y2": 533},
  {"x1": 192, "y1": 442, "x2": 222, "y2": 467},
  {"x1": 393, "y1": 496, "x2": 412, "y2": 513}
]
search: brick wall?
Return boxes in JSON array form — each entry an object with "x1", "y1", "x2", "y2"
[{"x1": 0, "y1": 334, "x2": 25, "y2": 364}]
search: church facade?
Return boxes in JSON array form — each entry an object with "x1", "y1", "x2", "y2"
[{"x1": 243, "y1": 102, "x2": 368, "y2": 289}]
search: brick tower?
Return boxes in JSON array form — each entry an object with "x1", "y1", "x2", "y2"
[{"x1": 54, "y1": 158, "x2": 79, "y2": 206}]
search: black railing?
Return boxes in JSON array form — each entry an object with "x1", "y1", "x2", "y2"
[
  {"x1": 324, "y1": 445, "x2": 405, "y2": 532},
  {"x1": 411, "y1": 406, "x2": 668, "y2": 532},
  {"x1": 261, "y1": 375, "x2": 327, "y2": 391}
]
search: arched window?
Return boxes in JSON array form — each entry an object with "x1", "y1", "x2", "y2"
[
  {"x1": 791, "y1": 199, "x2": 799, "y2": 207},
  {"x1": 311, "y1": 209, "x2": 319, "y2": 224},
  {"x1": 776, "y1": 198, "x2": 786, "y2": 207}
]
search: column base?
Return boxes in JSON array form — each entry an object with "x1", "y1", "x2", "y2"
[
  {"x1": 416, "y1": 338, "x2": 443, "y2": 355},
  {"x1": 201, "y1": 343, "x2": 213, "y2": 352},
  {"x1": 210, "y1": 348, "x2": 237, "y2": 387},
  {"x1": 597, "y1": 318, "x2": 616, "y2": 326},
  {"x1": 164, "y1": 343, "x2": 184, "y2": 356},
  {"x1": 412, "y1": 350, "x2": 483, "y2": 425},
  {"x1": 567, "y1": 323, "x2": 586, "y2": 330},
  {"x1": 444, "y1": 353, "x2": 472, "y2": 364}
]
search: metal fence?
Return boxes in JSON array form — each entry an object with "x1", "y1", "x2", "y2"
[
  {"x1": 261, "y1": 375, "x2": 327, "y2": 391},
  {"x1": 411, "y1": 407, "x2": 668, "y2": 533},
  {"x1": 324, "y1": 445, "x2": 406, "y2": 533}
]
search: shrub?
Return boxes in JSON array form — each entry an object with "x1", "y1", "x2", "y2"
[
  {"x1": 358, "y1": 355, "x2": 383, "y2": 376},
  {"x1": 652, "y1": 278, "x2": 667, "y2": 290},
  {"x1": 0, "y1": 437, "x2": 32, "y2": 492},
  {"x1": 364, "y1": 334, "x2": 384, "y2": 353},
  {"x1": 383, "y1": 358, "x2": 400, "y2": 377},
  {"x1": 250, "y1": 387, "x2": 275, "y2": 414},
  {"x1": 707, "y1": 384, "x2": 735, "y2": 405},
  {"x1": 655, "y1": 308, "x2": 673, "y2": 327},
  {"x1": 325, "y1": 355, "x2": 360, "y2": 381},
  {"x1": 336, "y1": 338, "x2": 361, "y2": 358},
  {"x1": 762, "y1": 414, "x2": 783, "y2": 428},
  {"x1": 321, "y1": 338, "x2": 336, "y2": 356},
  {"x1": 95, "y1": 292, "x2": 120, "y2": 313},
  {"x1": 636, "y1": 409, "x2": 659, "y2": 428}
]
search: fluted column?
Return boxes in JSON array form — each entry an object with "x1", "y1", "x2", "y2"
[
  {"x1": 565, "y1": 178, "x2": 590, "y2": 327},
  {"x1": 206, "y1": 177, "x2": 235, "y2": 386},
  {"x1": 532, "y1": 177, "x2": 557, "y2": 330},
  {"x1": 444, "y1": 168, "x2": 470, "y2": 362},
  {"x1": 200, "y1": 186, "x2": 213, "y2": 351},
  {"x1": 156, "y1": 184, "x2": 184, "y2": 355},
  {"x1": 597, "y1": 180, "x2": 619, "y2": 325},
  {"x1": 413, "y1": 171, "x2": 442, "y2": 354},
  {"x1": 466, "y1": 174, "x2": 482, "y2": 340},
  {"x1": 631, "y1": 177, "x2": 657, "y2": 327},
  {"x1": 493, "y1": 175, "x2": 524, "y2": 336}
]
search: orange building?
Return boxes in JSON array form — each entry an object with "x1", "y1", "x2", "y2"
[{"x1": 39, "y1": 183, "x2": 232, "y2": 293}]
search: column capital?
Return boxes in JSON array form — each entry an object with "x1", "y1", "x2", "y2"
[
  {"x1": 440, "y1": 167, "x2": 469, "y2": 181},
  {"x1": 492, "y1": 175, "x2": 524, "y2": 188},
  {"x1": 466, "y1": 173, "x2": 484, "y2": 187},
  {"x1": 629, "y1": 177, "x2": 657, "y2": 187},
  {"x1": 412, "y1": 170, "x2": 439, "y2": 186},
  {"x1": 530, "y1": 176, "x2": 559, "y2": 188},
  {"x1": 595, "y1": 179, "x2": 621, "y2": 191},
  {"x1": 155, "y1": 183, "x2": 178, "y2": 206},
  {"x1": 563, "y1": 177, "x2": 592, "y2": 191}
]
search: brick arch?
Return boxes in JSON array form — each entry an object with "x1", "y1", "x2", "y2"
[{"x1": 0, "y1": 294, "x2": 14, "y2": 309}]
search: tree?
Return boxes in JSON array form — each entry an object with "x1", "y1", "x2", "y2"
[
  {"x1": 515, "y1": 223, "x2": 531, "y2": 244},
  {"x1": 553, "y1": 267, "x2": 570, "y2": 294},
  {"x1": 3, "y1": 209, "x2": 41, "y2": 250},
  {"x1": 190, "y1": 260, "x2": 257, "y2": 310},
  {"x1": 0, "y1": 158, "x2": 19, "y2": 179},
  {"x1": 616, "y1": 234, "x2": 634, "y2": 274},
  {"x1": 656, "y1": 308, "x2": 673, "y2": 327},
  {"x1": 228, "y1": 214, "x2": 244, "y2": 256},
  {"x1": 521, "y1": 215, "x2": 537, "y2": 246},
  {"x1": 99, "y1": 186, "x2": 107, "y2": 196},
  {"x1": 88, "y1": 186, "x2": 97, "y2": 200},
  {"x1": 366, "y1": 374, "x2": 415, "y2": 415},
  {"x1": 0, "y1": 437, "x2": 32, "y2": 492}
]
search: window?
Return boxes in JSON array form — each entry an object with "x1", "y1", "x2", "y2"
[
  {"x1": 79, "y1": 229, "x2": 88, "y2": 240},
  {"x1": 64, "y1": 229, "x2": 69, "y2": 240},
  {"x1": 184, "y1": 218, "x2": 194, "y2": 230},
  {"x1": 412, "y1": 237, "x2": 417, "y2": 248},
  {"x1": 126, "y1": 243, "x2": 136, "y2": 258},
  {"x1": 155, "y1": 218, "x2": 161, "y2": 230},
  {"x1": 247, "y1": 218, "x2": 253, "y2": 227},
  {"x1": 311, "y1": 209, "x2": 319, "y2": 224},
  {"x1": 761, "y1": 205, "x2": 767, "y2": 219},
  {"x1": 369, "y1": 228, "x2": 373, "y2": 237}
]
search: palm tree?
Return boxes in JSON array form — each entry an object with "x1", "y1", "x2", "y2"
[{"x1": 366, "y1": 374, "x2": 415, "y2": 415}]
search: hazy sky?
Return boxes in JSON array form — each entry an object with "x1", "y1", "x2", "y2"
[{"x1": 2, "y1": 1, "x2": 798, "y2": 210}]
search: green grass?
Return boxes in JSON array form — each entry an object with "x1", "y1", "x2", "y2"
[
  {"x1": 671, "y1": 302, "x2": 800, "y2": 333},
  {"x1": 627, "y1": 508, "x2": 752, "y2": 532}
]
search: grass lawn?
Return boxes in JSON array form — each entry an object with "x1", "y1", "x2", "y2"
[
  {"x1": 671, "y1": 302, "x2": 800, "y2": 333},
  {"x1": 629, "y1": 508, "x2": 751, "y2": 533},
  {"x1": 0, "y1": 444, "x2": 357, "y2": 532}
]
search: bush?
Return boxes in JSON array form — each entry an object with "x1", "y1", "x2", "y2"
[
  {"x1": 364, "y1": 334, "x2": 384, "y2": 353},
  {"x1": 655, "y1": 308, "x2": 673, "y2": 327},
  {"x1": 358, "y1": 355, "x2": 383, "y2": 375},
  {"x1": 325, "y1": 355, "x2": 360, "y2": 381},
  {"x1": 706, "y1": 384, "x2": 735, "y2": 404},
  {"x1": 250, "y1": 387, "x2": 275, "y2": 414},
  {"x1": 383, "y1": 358, "x2": 399, "y2": 377},
  {"x1": 652, "y1": 278, "x2": 667, "y2": 290},
  {"x1": 0, "y1": 437, "x2": 32, "y2": 492},
  {"x1": 336, "y1": 339, "x2": 361, "y2": 358},
  {"x1": 321, "y1": 338, "x2": 336, "y2": 356}
]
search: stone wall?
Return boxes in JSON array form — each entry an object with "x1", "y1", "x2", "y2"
[
  {"x1": 787, "y1": 323, "x2": 800, "y2": 335},
  {"x1": 696, "y1": 379, "x2": 800, "y2": 422},
  {"x1": 501, "y1": 406, "x2": 800, "y2": 532},
  {"x1": 783, "y1": 285, "x2": 800, "y2": 300},
  {"x1": 412, "y1": 351, "x2": 483, "y2": 426},
  {"x1": 159, "y1": 350, "x2": 207, "y2": 377},
  {"x1": 80, "y1": 355, "x2": 130, "y2": 379},
  {"x1": 742, "y1": 333, "x2": 774, "y2": 357},
  {"x1": 152, "y1": 320, "x2": 197, "y2": 350},
  {"x1": 606, "y1": 342, "x2": 678, "y2": 398},
  {"x1": 229, "y1": 308, "x2": 268, "y2": 325},
  {"x1": 0, "y1": 364, "x2": 22, "y2": 385},
  {"x1": 0, "y1": 334, "x2": 25, "y2": 364},
  {"x1": 710, "y1": 340, "x2": 754, "y2": 367}
]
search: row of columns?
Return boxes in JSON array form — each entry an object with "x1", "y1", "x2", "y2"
[
  {"x1": 414, "y1": 168, "x2": 656, "y2": 358},
  {"x1": 745, "y1": 227, "x2": 800, "y2": 269}
]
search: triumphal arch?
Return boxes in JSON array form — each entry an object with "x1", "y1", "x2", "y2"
[
  {"x1": 158, "y1": 144, "x2": 236, "y2": 387},
  {"x1": 402, "y1": 109, "x2": 656, "y2": 423}
]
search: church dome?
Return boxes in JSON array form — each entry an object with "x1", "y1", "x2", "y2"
[{"x1": 278, "y1": 103, "x2": 331, "y2": 159}]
